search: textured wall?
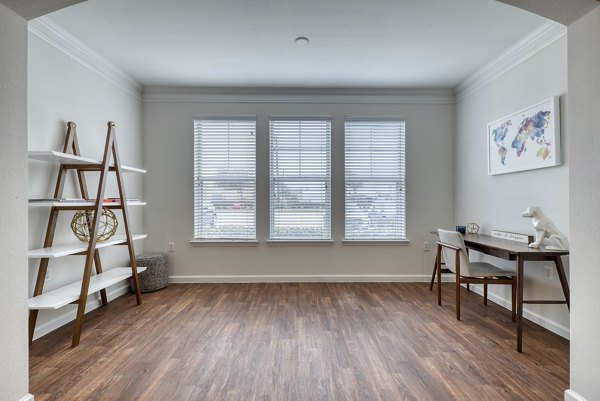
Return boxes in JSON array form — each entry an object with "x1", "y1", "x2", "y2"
[
  {"x1": 567, "y1": 7, "x2": 600, "y2": 401},
  {"x1": 455, "y1": 36, "x2": 570, "y2": 336},
  {"x1": 497, "y1": 0, "x2": 598, "y2": 25},
  {"x1": 0, "y1": 3, "x2": 29, "y2": 401}
]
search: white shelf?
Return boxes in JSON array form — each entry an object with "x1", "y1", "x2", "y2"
[
  {"x1": 28, "y1": 266, "x2": 147, "y2": 310},
  {"x1": 29, "y1": 200, "x2": 146, "y2": 208},
  {"x1": 28, "y1": 234, "x2": 147, "y2": 258},
  {"x1": 28, "y1": 151, "x2": 146, "y2": 173}
]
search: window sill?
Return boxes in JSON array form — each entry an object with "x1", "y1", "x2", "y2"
[
  {"x1": 190, "y1": 240, "x2": 259, "y2": 247},
  {"x1": 342, "y1": 239, "x2": 410, "y2": 246},
  {"x1": 266, "y1": 240, "x2": 335, "y2": 246}
]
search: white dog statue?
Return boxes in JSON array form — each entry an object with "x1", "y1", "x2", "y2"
[{"x1": 521, "y1": 206, "x2": 569, "y2": 250}]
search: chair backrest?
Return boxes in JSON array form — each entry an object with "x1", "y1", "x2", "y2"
[{"x1": 438, "y1": 229, "x2": 472, "y2": 276}]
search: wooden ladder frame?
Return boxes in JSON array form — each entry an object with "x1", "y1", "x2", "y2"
[{"x1": 29, "y1": 121, "x2": 143, "y2": 347}]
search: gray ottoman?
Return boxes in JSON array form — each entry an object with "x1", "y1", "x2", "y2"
[{"x1": 131, "y1": 253, "x2": 169, "y2": 293}]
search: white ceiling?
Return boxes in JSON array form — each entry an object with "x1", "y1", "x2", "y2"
[{"x1": 47, "y1": 0, "x2": 547, "y2": 88}]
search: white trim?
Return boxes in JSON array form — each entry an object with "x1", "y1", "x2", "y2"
[
  {"x1": 190, "y1": 240, "x2": 259, "y2": 247},
  {"x1": 565, "y1": 389, "x2": 588, "y2": 401},
  {"x1": 169, "y1": 274, "x2": 454, "y2": 283},
  {"x1": 343, "y1": 240, "x2": 410, "y2": 246},
  {"x1": 143, "y1": 86, "x2": 455, "y2": 105},
  {"x1": 466, "y1": 283, "x2": 570, "y2": 339},
  {"x1": 28, "y1": 16, "x2": 142, "y2": 99},
  {"x1": 32, "y1": 281, "x2": 130, "y2": 341},
  {"x1": 266, "y1": 240, "x2": 335, "y2": 246},
  {"x1": 455, "y1": 21, "x2": 567, "y2": 101},
  {"x1": 19, "y1": 395, "x2": 34, "y2": 401}
]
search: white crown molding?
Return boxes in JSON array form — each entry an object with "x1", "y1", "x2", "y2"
[
  {"x1": 143, "y1": 86, "x2": 455, "y2": 105},
  {"x1": 19, "y1": 395, "x2": 34, "y2": 401},
  {"x1": 169, "y1": 274, "x2": 455, "y2": 283},
  {"x1": 28, "y1": 16, "x2": 142, "y2": 99},
  {"x1": 565, "y1": 389, "x2": 588, "y2": 401},
  {"x1": 455, "y1": 21, "x2": 567, "y2": 102}
]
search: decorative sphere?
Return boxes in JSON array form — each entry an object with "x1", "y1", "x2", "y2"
[
  {"x1": 71, "y1": 208, "x2": 118, "y2": 242},
  {"x1": 466, "y1": 223, "x2": 480, "y2": 234}
]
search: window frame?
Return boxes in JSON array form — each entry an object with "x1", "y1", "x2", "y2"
[
  {"x1": 268, "y1": 117, "x2": 332, "y2": 241},
  {"x1": 192, "y1": 117, "x2": 257, "y2": 242},
  {"x1": 343, "y1": 118, "x2": 407, "y2": 242}
]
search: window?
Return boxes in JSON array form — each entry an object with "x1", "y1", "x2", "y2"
[
  {"x1": 269, "y1": 118, "x2": 331, "y2": 240},
  {"x1": 345, "y1": 119, "x2": 406, "y2": 240},
  {"x1": 194, "y1": 119, "x2": 256, "y2": 240}
]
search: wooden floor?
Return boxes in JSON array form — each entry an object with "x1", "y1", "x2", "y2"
[{"x1": 30, "y1": 283, "x2": 569, "y2": 401}]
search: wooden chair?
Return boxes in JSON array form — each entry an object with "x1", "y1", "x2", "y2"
[{"x1": 436, "y1": 229, "x2": 517, "y2": 321}]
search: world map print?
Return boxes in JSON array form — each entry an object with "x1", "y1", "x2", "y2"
[{"x1": 487, "y1": 98, "x2": 560, "y2": 175}]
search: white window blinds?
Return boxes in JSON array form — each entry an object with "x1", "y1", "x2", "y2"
[
  {"x1": 269, "y1": 118, "x2": 331, "y2": 240},
  {"x1": 194, "y1": 119, "x2": 256, "y2": 240},
  {"x1": 345, "y1": 119, "x2": 406, "y2": 240}
]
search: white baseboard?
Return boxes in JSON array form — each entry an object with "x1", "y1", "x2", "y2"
[
  {"x1": 466, "y1": 284, "x2": 570, "y2": 339},
  {"x1": 565, "y1": 389, "x2": 588, "y2": 401},
  {"x1": 33, "y1": 282, "x2": 130, "y2": 341},
  {"x1": 169, "y1": 274, "x2": 455, "y2": 284},
  {"x1": 19, "y1": 394, "x2": 34, "y2": 401}
]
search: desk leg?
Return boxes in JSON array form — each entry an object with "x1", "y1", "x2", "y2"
[
  {"x1": 429, "y1": 252, "x2": 438, "y2": 291},
  {"x1": 554, "y1": 255, "x2": 570, "y2": 310},
  {"x1": 517, "y1": 255, "x2": 524, "y2": 353}
]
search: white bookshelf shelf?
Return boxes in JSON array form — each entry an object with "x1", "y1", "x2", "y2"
[
  {"x1": 29, "y1": 200, "x2": 146, "y2": 208},
  {"x1": 28, "y1": 151, "x2": 146, "y2": 173},
  {"x1": 28, "y1": 234, "x2": 147, "y2": 259},
  {"x1": 28, "y1": 267, "x2": 147, "y2": 310}
]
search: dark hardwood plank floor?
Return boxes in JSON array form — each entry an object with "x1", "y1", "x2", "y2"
[{"x1": 30, "y1": 283, "x2": 569, "y2": 401}]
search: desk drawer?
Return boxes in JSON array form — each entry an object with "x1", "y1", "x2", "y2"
[{"x1": 482, "y1": 246, "x2": 511, "y2": 260}]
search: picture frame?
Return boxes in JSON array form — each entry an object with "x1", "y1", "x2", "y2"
[{"x1": 487, "y1": 96, "x2": 560, "y2": 175}]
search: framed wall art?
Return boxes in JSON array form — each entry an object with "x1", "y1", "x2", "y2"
[{"x1": 487, "y1": 96, "x2": 560, "y2": 175}]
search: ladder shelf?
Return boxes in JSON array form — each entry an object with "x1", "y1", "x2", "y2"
[{"x1": 28, "y1": 121, "x2": 146, "y2": 347}]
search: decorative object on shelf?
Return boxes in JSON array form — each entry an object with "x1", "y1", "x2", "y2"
[
  {"x1": 131, "y1": 253, "x2": 169, "y2": 293},
  {"x1": 70, "y1": 208, "x2": 118, "y2": 242},
  {"x1": 466, "y1": 223, "x2": 480, "y2": 234},
  {"x1": 521, "y1": 206, "x2": 569, "y2": 250},
  {"x1": 487, "y1": 97, "x2": 560, "y2": 175},
  {"x1": 455, "y1": 225, "x2": 466, "y2": 234}
]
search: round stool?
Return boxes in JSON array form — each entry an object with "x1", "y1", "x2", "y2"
[{"x1": 131, "y1": 253, "x2": 169, "y2": 293}]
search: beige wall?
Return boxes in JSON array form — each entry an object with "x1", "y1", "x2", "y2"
[
  {"x1": 0, "y1": 3, "x2": 29, "y2": 401},
  {"x1": 143, "y1": 94, "x2": 454, "y2": 281}
]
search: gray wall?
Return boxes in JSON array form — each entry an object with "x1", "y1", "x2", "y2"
[
  {"x1": 27, "y1": 30, "x2": 144, "y2": 339},
  {"x1": 567, "y1": 6, "x2": 600, "y2": 401},
  {"x1": 455, "y1": 36, "x2": 569, "y2": 336},
  {"x1": 0, "y1": 3, "x2": 29, "y2": 401},
  {"x1": 143, "y1": 95, "x2": 454, "y2": 281}
]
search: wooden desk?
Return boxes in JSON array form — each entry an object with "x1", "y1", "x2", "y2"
[{"x1": 430, "y1": 232, "x2": 569, "y2": 352}]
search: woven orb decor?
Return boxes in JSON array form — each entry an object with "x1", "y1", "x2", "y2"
[
  {"x1": 466, "y1": 223, "x2": 480, "y2": 234},
  {"x1": 70, "y1": 208, "x2": 118, "y2": 242}
]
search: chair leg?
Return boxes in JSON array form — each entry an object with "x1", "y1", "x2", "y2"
[
  {"x1": 484, "y1": 283, "x2": 488, "y2": 305},
  {"x1": 511, "y1": 277, "x2": 517, "y2": 322},
  {"x1": 466, "y1": 283, "x2": 470, "y2": 292},
  {"x1": 430, "y1": 255, "x2": 438, "y2": 291},
  {"x1": 455, "y1": 275, "x2": 461, "y2": 321}
]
